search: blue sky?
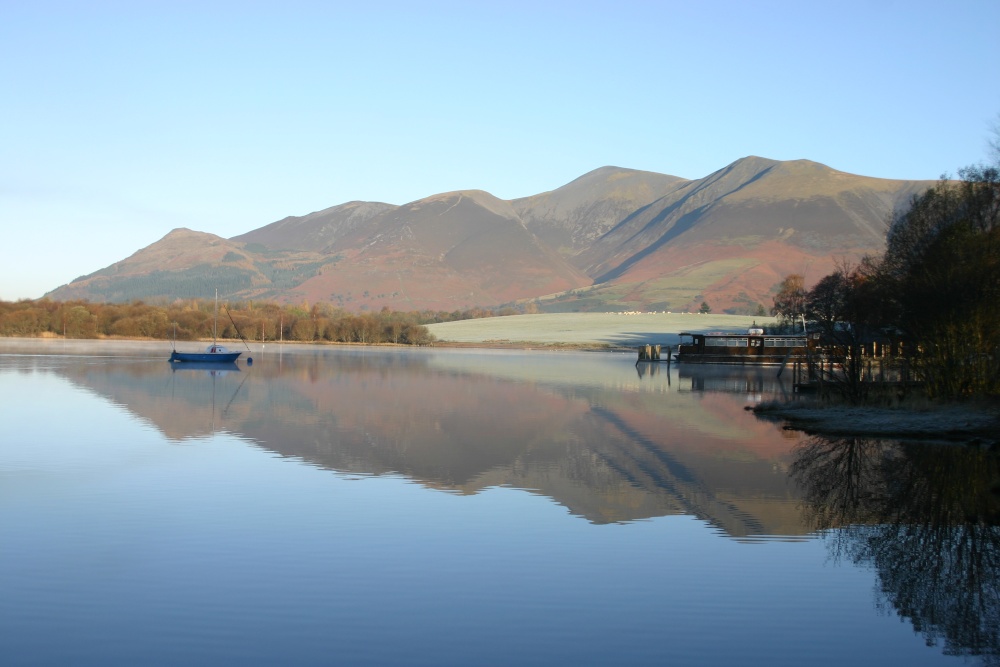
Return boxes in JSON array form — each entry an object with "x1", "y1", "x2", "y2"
[{"x1": 3, "y1": 1, "x2": 998, "y2": 301}]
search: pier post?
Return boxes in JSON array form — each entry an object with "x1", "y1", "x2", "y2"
[{"x1": 637, "y1": 343, "x2": 666, "y2": 364}]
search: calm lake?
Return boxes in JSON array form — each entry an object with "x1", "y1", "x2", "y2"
[{"x1": 1, "y1": 340, "x2": 997, "y2": 666}]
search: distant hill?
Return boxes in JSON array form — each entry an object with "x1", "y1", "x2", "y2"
[{"x1": 46, "y1": 158, "x2": 936, "y2": 313}]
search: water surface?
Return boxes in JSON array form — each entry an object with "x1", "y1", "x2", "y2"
[{"x1": 1, "y1": 340, "x2": 995, "y2": 665}]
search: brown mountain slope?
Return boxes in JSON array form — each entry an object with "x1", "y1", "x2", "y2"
[
  {"x1": 48, "y1": 228, "x2": 275, "y2": 302},
  {"x1": 101, "y1": 228, "x2": 248, "y2": 273},
  {"x1": 550, "y1": 157, "x2": 935, "y2": 312},
  {"x1": 288, "y1": 190, "x2": 592, "y2": 310},
  {"x1": 511, "y1": 166, "x2": 686, "y2": 260},
  {"x1": 45, "y1": 159, "x2": 936, "y2": 313},
  {"x1": 231, "y1": 200, "x2": 397, "y2": 252}
]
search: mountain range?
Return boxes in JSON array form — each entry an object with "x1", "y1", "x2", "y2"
[{"x1": 47, "y1": 156, "x2": 935, "y2": 313}]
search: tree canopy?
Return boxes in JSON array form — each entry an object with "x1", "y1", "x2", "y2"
[{"x1": 795, "y1": 157, "x2": 1000, "y2": 399}]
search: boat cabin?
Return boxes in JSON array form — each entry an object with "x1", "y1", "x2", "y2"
[{"x1": 675, "y1": 327, "x2": 817, "y2": 365}]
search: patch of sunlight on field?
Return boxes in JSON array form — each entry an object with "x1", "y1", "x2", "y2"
[
  {"x1": 425, "y1": 313, "x2": 777, "y2": 346},
  {"x1": 635, "y1": 260, "x2": 760, "y2": 308},
  {"x1": 540, "y1": 259, "x2": 763, "y2": 313},
  {"x1": 538, "y1": 283, "x2": 629, "y2": 303}
]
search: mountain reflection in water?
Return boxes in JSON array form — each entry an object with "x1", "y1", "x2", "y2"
[
  {"x1": 160, "y1": 349, "x2": 1000, "y2": 660},
  {"x1": 4, "y1": 342, "x2": 999, "y2": 665},
  {"x1": 52, "y1": 347, "x2": 806, "y2": 537}
]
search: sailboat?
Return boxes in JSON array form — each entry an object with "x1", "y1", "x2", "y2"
[{"x1": 169, "y1": 289, "x2": 242, "y2": 364}]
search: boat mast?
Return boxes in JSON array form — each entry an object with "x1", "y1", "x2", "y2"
[{"x1": 213, "y1": 288, "x2": 219, "y2": 345}]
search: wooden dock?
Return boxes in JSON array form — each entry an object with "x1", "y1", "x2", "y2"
[{"x1": 636, "y1": 344, "x2": 671, "y2": 364}]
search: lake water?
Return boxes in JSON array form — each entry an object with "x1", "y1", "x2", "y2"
[{"x1": 1, "y1": 340, "x2": 996, "y2": 666}]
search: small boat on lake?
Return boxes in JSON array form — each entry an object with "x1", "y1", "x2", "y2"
[
  {"x1": 169, "y1": 289, "x2": 242, "y2": 364},
  {"x1": 674, "y1": 325, "x2": 816, "y2": 365},
  {"x1": 169, "y1": 344, "x2": 241, "y2": 364}
]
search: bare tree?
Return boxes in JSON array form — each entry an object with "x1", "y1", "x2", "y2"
[{"x1": 771, "y1": 274, "x2": 806, "y2": 322}]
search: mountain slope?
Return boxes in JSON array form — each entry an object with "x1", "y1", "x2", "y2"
[
  {"x1": 291, "y1": 190, "x2": 591, "y2": 310},
  {"x1": 511, "y1": 166, "x2": 686, "y2": 260},
  {"x1": 549, "y1": 157, "x2": 934, "y2": 312},
  {"x1": 231, "y1": 200, "x2": 397, "y2": 252},
  {"x1": 45, "y1": 159, "x2": 937, "y2": 313},
  {"x1": 50, "y1": 228, "x2": 331, "y2": 302}
]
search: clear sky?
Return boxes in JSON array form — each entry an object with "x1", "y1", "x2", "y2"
[{"x1": 2, "y1": 0, "x2": 998, "y2": 301}]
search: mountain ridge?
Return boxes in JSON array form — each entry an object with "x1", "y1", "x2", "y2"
[{"x1": 46, "y1": 157, "x2": 937, "y2": 313}]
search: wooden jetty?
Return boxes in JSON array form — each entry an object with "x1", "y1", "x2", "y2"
[{"x1": 636, "y1": 344, "x2": 670, "y2": 364}]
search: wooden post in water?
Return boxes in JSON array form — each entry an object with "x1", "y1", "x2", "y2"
[
  {"x1": 637, "y1": 344, "x2": 665, "y2": 363},
  {"x1": 637, "y1": 344, "x2": 660, "y2": 363}
]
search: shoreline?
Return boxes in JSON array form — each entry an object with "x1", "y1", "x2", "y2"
[
  {"x1": 0, "y1": 335, "x2": 632, "y2": 356},
  {"x1": 428, "y1": 340, "x2": 629, "y2": 352},
  {"x1": 3, "y1": 335, "x2": 628, "y2": 352},
  {"x1": 6, "y1": 333, "x2": 999, "y2": 443},
  {"x1": 9, "y1": 312, "x2": 782, "y2": 353},
  {"x1": 751, "y1": 400, "x2": 1000, "y2": 445}
]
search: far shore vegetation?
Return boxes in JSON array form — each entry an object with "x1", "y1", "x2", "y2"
[
  {"x1": 770, "y1": 156, "x2": 998, "y2": 402},
  {"x1": 0, "y1": 299, "x2": 557, "y2": 347}
]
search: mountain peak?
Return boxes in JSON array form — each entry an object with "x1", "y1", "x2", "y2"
[{"x1": 46, "y1": 159, "x2": 937, "y2": 314}]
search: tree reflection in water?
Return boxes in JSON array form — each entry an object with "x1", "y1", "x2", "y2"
[{"x1": 791, "y1": 435, "x2": 1000, "y2": 662}]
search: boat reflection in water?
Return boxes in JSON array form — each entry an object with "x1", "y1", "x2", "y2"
[
  {"x1": 637, "y1": 360, "x2": 794, "y2": 398},
  {"x1": 165, "y1": 360, "x2": 245, "y2": 437},
  {"x1": 168, "y1": 361, "x2": 240, "y2": 375},
  {"x1": 676, "y1": 364, "x2": 794, "y2": 400}
]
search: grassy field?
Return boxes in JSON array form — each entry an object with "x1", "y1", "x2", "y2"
[
  {"x1": 537, "y1": 258, "x2": 766, "y2": 313},
  {"x1": 426, "y1": 312, "x2": 776, "y2": 347}
]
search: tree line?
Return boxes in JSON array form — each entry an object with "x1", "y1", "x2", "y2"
[
  {"x1": 771, "y1": 156, "x2": 999, "y2": 399},
  {"x1": 0, "y1": 298, "x2": 543, "y2": 346},
  {"x1": 0, "y1": 299, "x2": 429, "y2": 345}
]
